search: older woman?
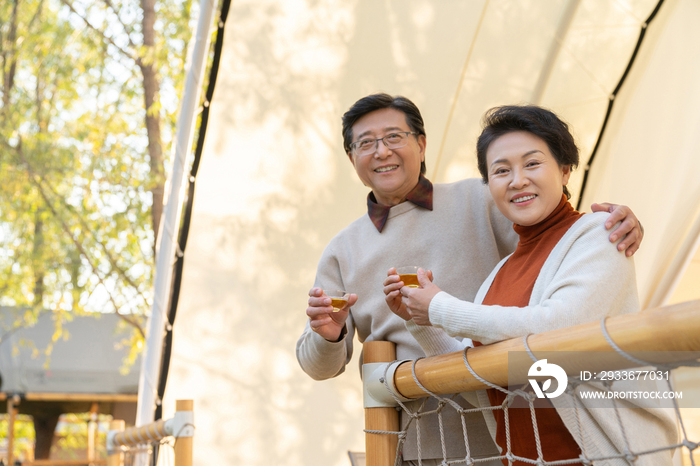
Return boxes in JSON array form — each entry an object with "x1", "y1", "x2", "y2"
[{"x1": 384, "y1": 105, "x2": 677, "y2": 465}]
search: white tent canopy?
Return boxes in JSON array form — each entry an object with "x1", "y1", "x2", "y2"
[{"x1": 158, "y1": 0, "x2": 700, "y2": 464}]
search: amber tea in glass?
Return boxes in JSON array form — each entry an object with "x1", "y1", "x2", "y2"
[
  {"x1": 324, "y1": 289, "x2": 350, "y2": 312},
  {"x1": 396, "y1": 266, "x2": 421, "y2": 288}
]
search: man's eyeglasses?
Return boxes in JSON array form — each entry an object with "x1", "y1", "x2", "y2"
[{"x1": 350, "y1": 131, "x2": 417, "y2": 156}]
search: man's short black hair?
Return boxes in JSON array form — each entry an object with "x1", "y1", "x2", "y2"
[
  {"x1": 342, "y1": 93, "x2": 427, "y2": 175},
  {"x1": 476, "y1": 105, "x2": 579, "y2": 199}
]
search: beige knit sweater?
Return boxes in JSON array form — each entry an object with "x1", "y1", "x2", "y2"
[{"x1": 296, "y1": 178, "x2": 518, "y2": 461}]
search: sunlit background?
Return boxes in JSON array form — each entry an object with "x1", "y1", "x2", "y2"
[
  {"x1": 159, "y1": 1, "x2": 700, "y2": 465},
  {"x1": 2, "y1": 0, "x2": 699, "y2": 465}
]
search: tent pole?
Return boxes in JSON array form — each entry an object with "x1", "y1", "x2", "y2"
[{"x1": 135, "y1": 0, "x2": 216, "y2": 463}]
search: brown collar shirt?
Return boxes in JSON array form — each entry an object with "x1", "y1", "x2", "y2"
[{"x1": 366, "y1": 174, "x2": 433, "y2": 232}]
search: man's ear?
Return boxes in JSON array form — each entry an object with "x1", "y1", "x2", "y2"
[{"x1": 417, "y1": 134, "x2": 427, "y2": 163}]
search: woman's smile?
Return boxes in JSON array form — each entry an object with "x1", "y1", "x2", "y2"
[{"x1": 510, "y1": 193, "x2": 537, "y2": 205}]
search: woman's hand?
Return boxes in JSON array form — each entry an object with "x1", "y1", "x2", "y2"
[{"x1": 400, "y1": 268, "x2": 441, "y2": 326}]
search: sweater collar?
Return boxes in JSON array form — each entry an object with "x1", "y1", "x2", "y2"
[
  {"x1": 513, "y1": 194, "x2": 578, "y2": 245},
  {"x1": 367, "y1": 174, "x2": 433, "y2": 232}
]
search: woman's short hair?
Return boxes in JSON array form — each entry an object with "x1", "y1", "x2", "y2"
[
  {"x1": 476, "y1": 105, "x2": 579, "y2": 199},
  {"x1": 342, "y1": 93, "x2": 427, "y2": 175}
]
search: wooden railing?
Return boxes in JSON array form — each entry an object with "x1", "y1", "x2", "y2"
[
  {"x1": 107, "y1": 399, "x2": 194, "y2": 466},
  {"x1": 363, "y1": 300, "x2": 700, "y2": 466}
]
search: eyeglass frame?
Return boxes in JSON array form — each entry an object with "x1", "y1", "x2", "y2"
[{"x1": 349, "y1": 131, "x2": 418, "y2": 156}]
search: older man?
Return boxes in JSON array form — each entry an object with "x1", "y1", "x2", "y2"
[{"x1": 295, "y1": 93, "x2": 642, "y2": 465}]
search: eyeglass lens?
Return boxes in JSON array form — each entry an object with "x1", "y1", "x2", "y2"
[{"x1": 354, "y1": 132, "x2": 410, "y2": 155}]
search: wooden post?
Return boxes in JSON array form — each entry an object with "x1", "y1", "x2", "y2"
[
  {"x1": 107, "y1": 420, "x2": 125, "y2": 466},
  {"x1": 88, "y1": 402, "x2": 98, "y2": 465},
  {"x1": 364, "y1": 341, "x2": 399, "y2": 466},
  {"x1": 173, "y1": 400, "x2": 193, "y2": 466},
  {"x1": 7, "y1": 397, "x2": 16, "y2": 466}
]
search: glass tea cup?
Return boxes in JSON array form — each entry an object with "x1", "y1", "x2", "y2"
[
  {"x1": 396, "y1": 266, "x2": 422, "y2": 289},
  {"x1": 323, "y1": 289, "x2": 350, "y2": 312}
]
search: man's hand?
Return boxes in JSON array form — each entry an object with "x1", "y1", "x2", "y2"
[
  {"x1": 307, "y1": 287, "x2": 357, "y2": 342},
  {"x1": 591, "y1": 203, "x2": 644, "y2": 257},
  {"x1": 400, "y1": 268, "x2": 441, "y2": 326}
]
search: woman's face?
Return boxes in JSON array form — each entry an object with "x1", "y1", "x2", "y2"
[{"x1": 485, "y1": 131, "x2": 571, "y2": 226}]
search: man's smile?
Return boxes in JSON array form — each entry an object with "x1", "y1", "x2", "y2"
[{"x1": 375, "y1": 165, "x2": 399, "y2": 173}]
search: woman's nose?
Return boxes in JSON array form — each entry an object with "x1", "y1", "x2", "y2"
[{"x1": 510, "y1": 169, "x2": 529, "y2": 189}]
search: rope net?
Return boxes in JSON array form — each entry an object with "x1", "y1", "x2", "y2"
[
  {"x1": 118, "y1": 439, "x2": 176, "y2": 466},
  {"x1": 367, "y1": 319, "x2": 700, "y2": 466}
]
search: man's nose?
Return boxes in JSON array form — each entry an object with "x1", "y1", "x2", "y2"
[{"x1": 374, "y1": 140, "x2": 392, "y2": 159}]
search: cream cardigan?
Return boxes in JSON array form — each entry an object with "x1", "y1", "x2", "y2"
[{"x1": 407, "y1": 212, "x2": 678, "y2": 465}]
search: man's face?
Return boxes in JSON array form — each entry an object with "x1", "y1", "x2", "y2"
[{"x1": 348, "y1": 108, "x2": 426, "y2": 206}]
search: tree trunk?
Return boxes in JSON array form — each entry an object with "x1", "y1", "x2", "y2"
[
  {"x1": 32, "y1": 61, "x2": 46, "y2": 309},
  {"x1": 33, "y1": 414, "x2": 60, "y2": 459},
  {"x1": 140, "y1": 0, "x2": 164, "y2": 255},
  {"x1": 1, "y1": 0, "x2": 20, "y2": 123},
  {"x1": 32, "y1": 211, "x2": 45, "y2": 309},
  {"x1": 69, "y1": 246, "x2": 82, "y2": 310}
]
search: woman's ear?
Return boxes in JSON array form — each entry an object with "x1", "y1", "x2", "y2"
[{"x1": 561, "y1": 164, "x2": 572, "y2": 185}]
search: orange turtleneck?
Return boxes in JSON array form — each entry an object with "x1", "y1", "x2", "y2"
[{"x1": 483, "y1": 194, "x2": 584, "y2": 465}]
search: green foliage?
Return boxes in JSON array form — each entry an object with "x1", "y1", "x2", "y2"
[
  {"x1": 0, "y1": 0, "x2": 195, "y2": 352},
  {"x1": 1, "y1": 413, "x2": 118, "y2": 461},
  {"x1": 0, "y1": 414, "x2": 36, "y2": 460},
  {"x1": 53, "y1": 413, "x2": 111, "y2": 460}
]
